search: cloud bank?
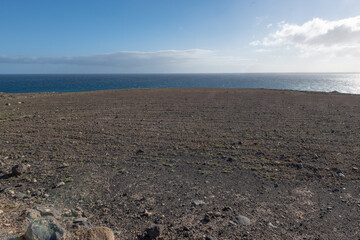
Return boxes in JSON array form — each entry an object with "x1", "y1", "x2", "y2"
[
  {"x1": 251, "y1": 16, "x2": 360, "y2": 57},
  {"x1": 0, "y1": 49, "x2": 246, "y2": 73}
]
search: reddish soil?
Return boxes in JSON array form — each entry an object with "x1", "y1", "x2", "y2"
[{"x1": 0, "y1": 88, "x2": 359, "y2": 239}]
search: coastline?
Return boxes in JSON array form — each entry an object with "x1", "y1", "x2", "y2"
[{"x1": 1, "y1": 88, "x2": 359, "y2": 239}]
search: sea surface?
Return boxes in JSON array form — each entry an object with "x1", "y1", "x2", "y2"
[{"x1": 0, "y1": 73, "x2": 360, "y2": 94}]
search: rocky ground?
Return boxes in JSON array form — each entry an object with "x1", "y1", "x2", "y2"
[{"x1": 0, "y1": 88, "x2": 359, "y2": 239}]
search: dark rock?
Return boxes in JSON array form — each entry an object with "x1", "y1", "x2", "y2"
[
  {"x1": 222, "y1": 206, "x2": 232, "y2": 211},
  {"x1": 334, "y1": 168, "x2": 343, "y2": 174},
  {"x1": 296, "y1": 163, "x2": 304, "y2": 169},
  {"x1": 144, "y1": 224, "x2": 162, "y2": 239},
  {"x1": 227, "y1": 157, "x2": 233, "y2": 162},
  {"x1": 12, "y1": 164, "x2": 28, "y2": 176},
  {"x1": 73, "y1": 217, "x2": 90, "y2": 225},
  {"x1": 201, "y1": 214, "x2": 211, "y2": 224},
  {"x1": 182, "y1": 226, "x2": 190, "y2": 231},
  {"x1": 136, "y1": 149, "x2": 144, "y2": 154}
]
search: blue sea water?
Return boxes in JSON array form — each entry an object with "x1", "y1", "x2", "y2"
[{"x1": 0, "y1": 73, "x2": 359, "y2": 94}]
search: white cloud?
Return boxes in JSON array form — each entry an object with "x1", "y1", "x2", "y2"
[
  {"x1": 0, "y1": 49, "x2": 248, "y2": 73},
  {"x1": 250, "y1": 16, "x2": 360, "y2": 57},
  {"x1": 254, "y1": 48, "x2": 272, "y2": 53}
]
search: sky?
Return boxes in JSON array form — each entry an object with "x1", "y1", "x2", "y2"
[{"x1": 1, "y1": 0, "x2": 360, "y2": 73}]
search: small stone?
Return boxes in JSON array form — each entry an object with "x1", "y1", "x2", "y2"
[
  {"x1": 352, "y1": 167, "x2": 358, "y2": 171},
  {"x1": 335, "y1": 168, "x2": 343, "y2": 174},
  {"x1": 296, "y1": 163, "x2": 304, "y2": 169},
  {"x1": 227, "y1": 157, "x2": 233, "y2": 162},
  {"x1": 268, "y1": 222, "x2": 278, "y2": 228},
  {"x1": 144, "y1": 224, "x2": 162, "y2": 239},
  {"x1": 7, "y1": 189, "x2": 15, "y2": 196},
  {"x1": 192, "y1": 200, "x2": 206, "y2": 206},
  {"x1": 0, "y1": 209, "x2": 4, "y2": 214},
  {"x1": 206, "y1": 235, "x2": 217, "y2": 240},
  {"x1": 33, "y1": 179, "x2": 37, "y2": 183},
  {"x1": 338, "y1": 173, "x2": 345, "y2": 178},
  {"x1": 56, "y1": 182, "x2": 65, "y2": 188},
  {"x1": 222, "y1": 206, "x2": 232, "y2": 211},
  {"x1": 14, "y1": 192, "x2": 27, "y2": 199},
  {"x1": 12, "y1": 164, "x2": 28, "y2": 176},
  {"x1": 83, "y1": 226, "x2": 114, "y2": 240},
  {"x1": 228, "y1": 221, "x2": 237, "y2": 226},
  {"x1": 5, "y1": 103, "x2": 11, "y2": 106},
  {"x1": 73, "y1": 217, "x2": 92, "y2": 229},
  {"x1": 201, "y1": 214, "x2": 211, "y2": 224},
  {"x1": 213, "y1": 211, "x2": 222, "y2": 217},
  {"x1": 142, "y1": 209, "x2": 152, "y2": 217},
  {"x1": 236, "y1": 215, "x2": 251, "y2": 225},
  {"x1": 136, "y1": 149, "x2": 144, "y2": 154},
  {"x1": 27, "y1": 209, "x2": 41, "y2": 220},
  {"x1": 327, "y1": 206, "x2": 332, "y2": 211},
  {"x1": 60, "y1": 163, "x2": 69, "y2": 168}
]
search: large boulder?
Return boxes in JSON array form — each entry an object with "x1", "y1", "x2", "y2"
[{"x1": 24, "y1": 217, "x2": 66, "y2": 240}]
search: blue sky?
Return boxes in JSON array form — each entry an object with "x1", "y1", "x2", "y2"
[{"x1": 1, "y1": 0, "x2": 360, "y2": 73}]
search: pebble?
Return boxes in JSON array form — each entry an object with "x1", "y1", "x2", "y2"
[
  {"x1": 296, "y1": 163, "x2": 304, "y2": 169},
  {"x1": 228, "y1": 220, "x2": 237, "y2": 226},
  {"x1": 202, "y1": 214, "x2": 211, "y2": 224},
  {"x1": 14, "y1": 192, "x2": 27, "y2": 199},
  {"x1": 192, "y1": 200, "x2": 206, "y2": 206},
  {"x1": 56, "y1": 182, "x2": 65, "y2": 188},
  {"x1": 0, "y1": 209, "x2": 3, "y2": 214},
  {"x1": 8, "y1": 189, "x2": 15, "y2": 196},
  {"x1": 236, "y1": 215, "x2": 251, "y2": 225},
  {"x1": 206, "y1": 235, "x2": 217, "y2": 240},
  {"x1": 268, "y1": 222, "x2": 278, "y2": 228},
  {"x1": 338, "y1": 173, "x2": 345, "y2": 178}
]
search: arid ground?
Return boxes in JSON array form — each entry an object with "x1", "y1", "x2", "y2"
[{"x1": 0, "y1": 88, "x2": 359, "y2": 239}]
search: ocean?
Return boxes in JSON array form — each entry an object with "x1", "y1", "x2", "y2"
[{"x1": 0, "y1": 73, "x2": 359, "y2": 94}]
